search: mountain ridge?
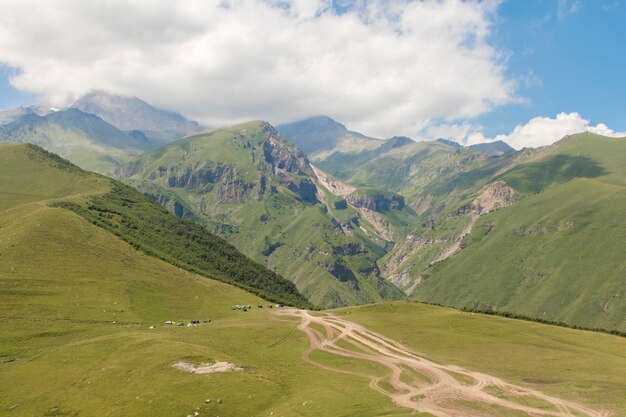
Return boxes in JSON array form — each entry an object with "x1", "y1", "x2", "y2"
[
  {"x1": 116, "y1": 120, "x2": 407, "y2": 308},
  {"x1": 70, "y1": 90, "x2": 201, "y2": 142}
]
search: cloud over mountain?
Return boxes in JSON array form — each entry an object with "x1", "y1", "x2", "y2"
[
  {"x1": 467, "y1": 112, "x2": 626, "y2": 149},
  {"x1": 0, "y1": 0, "x2": 514, "y2": 137}
]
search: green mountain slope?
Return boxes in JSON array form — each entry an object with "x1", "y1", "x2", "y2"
[
  {"x1": 317, "y1": 137, "x2": 520, "y2": 219},
  {"x1": 116, "y1": 121, "x2": 406, "y2": 308},
  {"x1": 0, "y1": 143, "x2": 406, "y2": 417},
  {"x1": 411, "y1": 133, "x2": 626, "y2": 331},
  {"x1": 469, "y1": 140, "x2": 515, "y2": 155},
  {"x1": 0, "y1": 108, "x2": 146, "y2": 174},
  {"x1": 0, "y1": 143, "x2": 309, "y2": 308}
]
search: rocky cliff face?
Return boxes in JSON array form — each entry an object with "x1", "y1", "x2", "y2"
[
  {"x1": 471, "y1": 180, "x2": 516, "y2": 214},
  {"x1": 346, "y1": 191, "x2": 405, "y2": 212},
  {"x1": 261, "y1": 123, "x2": 318, "y2": 202},
  {"x1": 118, "y1": 122, "x2": 319, "y2": 204}
]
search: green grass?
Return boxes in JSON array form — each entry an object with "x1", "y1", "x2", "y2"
[
  {"x1": 341, "y1": 302, "x2": 626, "y2": 415},
  {"x1": 0, "y1": 143, "x2": 412, "y2": 417},
  {"x1": 0, "y1": 144, "x2": 110, "y2": 210},
  {"x1": 0, "y1": 206, "x2": 410, "y2": 417},
  {"x1": 413, "y1": 178, "x2": 626, "y2": 331}
]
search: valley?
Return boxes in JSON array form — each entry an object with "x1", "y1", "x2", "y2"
[
  {"x1": 1, "y1": 142, "x2": 624, "y2": 417},
  {"x1": 2, "y1": 100, "x2": 624, "y2": 330},
  {"x1": 1, "y1": 3, "x2": 625, "y2": 417}
]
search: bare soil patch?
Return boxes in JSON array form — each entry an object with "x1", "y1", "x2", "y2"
[{"x1": 172, "y1": 361, "x2": 242, "y2": 374}]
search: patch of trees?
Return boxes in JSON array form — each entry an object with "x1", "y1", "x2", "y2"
[{"x1": 54, "y1": 181, "x2": 312, "y2": 309}]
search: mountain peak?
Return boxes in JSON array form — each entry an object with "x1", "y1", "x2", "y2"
[
  {"x1": 70, "y1": 90, "x2": 200, "y2": 138},
  {"x1": 435, "y1": 138, "x2": 463, "y2": 149},
  {"x1": 277, "y1": 115, "x2": 377, "y2": 155},
  {"x1": 0, "y1": 106, "x2": 35, "y2": 124},
  {"x1": 468, "y1": 140, "x2": 515, "y2": 155}
]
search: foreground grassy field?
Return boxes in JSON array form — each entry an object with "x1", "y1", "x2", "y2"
[
  {"x1": 341, "y1": 302, "x2": 626, "y2": 415},
  {"x1": 0, "y1": 145, "x2": 408, "y2": 417}
]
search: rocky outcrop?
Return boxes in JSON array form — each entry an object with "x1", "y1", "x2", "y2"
[
  {"x1": 148, "y1": 193, "x2": 195, "y2": 219},
  {"x1": 381, "y1": 183, "x2": 514, "y2": 293},
  {"x1": 262, "y1": 124, "x2": 311, "y2": 176},
  {"x1": 431, "y1": 180, "x2": 516, "y2": 265},
  {"x1": 260, "y1": 123, "x2": 319, "y2": 202},
  {"x1": 346, "y1": 191, "x2": 405, "y2": 212},
  {"x1": 382, "y1": 232, "x2": 449, "y2": 278},
  {"x1": 471, "y1": 180, "x2": 516, "y2": 214},
  {"x1": 280, "y1": 175, "x2": 318, "y2": 203},
  {"x1": 311, "y1": 165, "x2": 355, "y2": 197},
  {"x1": 357, "y1": 209, "x2": 395, "y2": 241},
  {"x1": 163, "y1": 162, "x2": 228, "y2": 189}
]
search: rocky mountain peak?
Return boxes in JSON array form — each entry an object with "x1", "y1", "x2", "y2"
[{"x1": 70, "y1": 90, "x2": 200, "y2": 136}]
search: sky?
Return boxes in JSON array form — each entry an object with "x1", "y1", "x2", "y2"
[{"x1": 0, "y1": 0, "x2": 624, "y2": 149}]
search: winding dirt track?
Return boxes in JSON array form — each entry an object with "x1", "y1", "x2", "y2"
[{"x1": 276, "y1": 309, "x2": 611, "y2": 417}]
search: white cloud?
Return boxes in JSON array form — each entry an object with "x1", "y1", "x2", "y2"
[
  {"x1": 557, "y1": 0, "x2": 582, "y2": 19},
  {"x1": 0, "y1": 0, "x2": 515, "y2": 137},
  {"x1": 437, "y1": 112, "x2": 626, "y2": 149},
  {"x1": 423, "y1": 121, "x2": 479, "y2": 143}
]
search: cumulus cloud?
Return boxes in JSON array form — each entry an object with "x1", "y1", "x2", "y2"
[
  {"x1": 444, "y1": 113, "x2": 626, "y2": 149},
  {"x1": 423, "y1": 121, "x2": 478, "y2": 143},
  {"x1": 0, "y1": 0, "x2": 515, "y2": 137}
]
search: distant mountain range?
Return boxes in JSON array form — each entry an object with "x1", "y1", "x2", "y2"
[
  {"x1": 278, "y1": 115, "x2": 514, "y2": 159},
  {"x1": 69, "y1": 90, "x2": 201, "y2": 143},
  {"x1": 0, "y1": 107, "x2": 145, "y2": 174},
  {"x1": 2, "y1": 95, "x2": 623, "y2": 331},
  {"x1": 0, "y1": 91, "x2": 201, "y2": 174},
  {"x1": 277, "y1": 115, "x2": 383, "y2": 160}
]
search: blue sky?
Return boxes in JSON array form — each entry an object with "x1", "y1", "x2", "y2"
[
  {"x1": 478, "y1": 0, "x2": 626, "y2": 136},
  {"x1": 0, "y1": 0, "x2": 624, "y2": 148},
  {"x1": 0, "y1": 67, "x2": 37, "y2": 109}
]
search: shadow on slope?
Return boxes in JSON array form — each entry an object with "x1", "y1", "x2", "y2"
[{"x1": 500, "y1": 154, "x2": 607, "y2": 194}]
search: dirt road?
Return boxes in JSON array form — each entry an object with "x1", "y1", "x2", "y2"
[{"x1": 276, "y1": 309, "x2": 611, "y2": 417}]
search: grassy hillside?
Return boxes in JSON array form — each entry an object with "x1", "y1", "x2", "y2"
[
  {"x1": 0, "y1": 144, "x2": 410, "y2": 417},
  {"x1": 343, "y1": 302, "x2": 626, "y2": 415},
  {"x1": 0, "y1": 143, "x2": 111, "y2": 211},
  {"x1": 0, "y1": 143, "x2": 309, "y2": 308},
  {"x1": 56, "y1": 182, "x2": 311, "y2": 308},
  {"x1": 117, "y1": 121, "x2": 405, "y2": 308},
  {"x1": 412, "y1": 133, "x2": 626, "y2": 331}
]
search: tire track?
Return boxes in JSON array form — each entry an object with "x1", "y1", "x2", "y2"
[{"x1": 277, "y1": 309, "x2": 612, "y2": 417}]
